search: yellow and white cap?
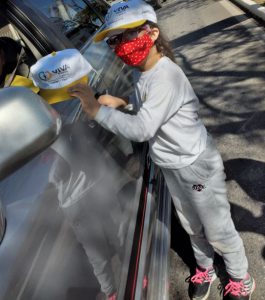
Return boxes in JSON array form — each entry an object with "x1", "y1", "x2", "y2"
[
  {"x1": 94, "y1": 0, "x2": 157, "y2": 42},
  {"x1": 30, "y1": 49, "x2": 93, "y2": 104}
]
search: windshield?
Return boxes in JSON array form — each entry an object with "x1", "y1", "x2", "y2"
[{"x1": 22, "y1": 0, "x2": 107, "y2": 48}]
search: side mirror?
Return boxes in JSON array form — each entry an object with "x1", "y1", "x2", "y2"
[{"x1": 0, "y1": 87, "x2": 61, "y2": 180}]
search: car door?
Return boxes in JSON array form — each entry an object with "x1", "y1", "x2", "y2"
[{"x1": 0, "y1": 1, "x2": 171, "y2": 299}]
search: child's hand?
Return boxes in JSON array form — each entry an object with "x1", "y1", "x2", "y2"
[
  {"x1": 98, "y1": 95, "x2": 128, "y2": 108},
  {"x1": 68, "y1": 84, "x2": 100, "y2": 118}
]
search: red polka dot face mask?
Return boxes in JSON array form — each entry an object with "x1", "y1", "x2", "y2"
[{"x1": 114, "y1": 33, "x2": 154, "y2": 66}]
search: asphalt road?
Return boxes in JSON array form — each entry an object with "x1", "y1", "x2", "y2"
[{"x1": 156, "y1": 0, "x2": 265, "y2": 299}]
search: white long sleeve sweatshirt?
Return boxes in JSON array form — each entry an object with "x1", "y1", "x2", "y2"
[{"x1": 95, "y1": 57, "x2": 207, "y2": 169}]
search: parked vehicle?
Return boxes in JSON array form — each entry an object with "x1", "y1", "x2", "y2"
[
  {"x1": 0, "y1": 1, "x2": 171, "y2": 299},
  {"x1": 145, "y1": 0, "x2": 165, "y2": 9}
]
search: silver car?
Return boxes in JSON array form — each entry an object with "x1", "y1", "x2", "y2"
[{"x1": 0, "y1": 1, "x2": 171, "y2": 299}]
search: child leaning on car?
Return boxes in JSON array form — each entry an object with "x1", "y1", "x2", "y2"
[{"x1": 69, "y1": 1, "x2": 255, "y2": 299}]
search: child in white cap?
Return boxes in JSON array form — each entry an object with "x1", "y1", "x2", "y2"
[{"x1": 69, "y1": 1, "x2": 255, "y2": 299}]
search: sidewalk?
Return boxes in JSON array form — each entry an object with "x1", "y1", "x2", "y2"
[
  {"x1": 157, "y1": 0, "x2": 265, "y2": 299},
  {"x1": 231, "y1": 0, "x2": 265, "y2": 21},
  {"x1": 253, "y1": 0, "x2": 265, "y2": 4}
]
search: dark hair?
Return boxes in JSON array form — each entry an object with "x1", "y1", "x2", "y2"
[
  {"x1": 146, "y1": 21, "x2": 176, "y2": 62},
  {"x1": 0, "y1": 37, "x2": 22, "y2": 74}
]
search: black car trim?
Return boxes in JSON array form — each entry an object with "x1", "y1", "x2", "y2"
[
  {"x1": 134, "y1": 161, "x2": 155, "y2": 299},
  {"x1": 124, "y1": 156, "x2": 152, "y2": 299},
  {"x1": 146, "y1": 172, "x2": 171, "y2": 299},
  {"x1": 5, "y1": 1, "x2": 59, "y2": 54}
]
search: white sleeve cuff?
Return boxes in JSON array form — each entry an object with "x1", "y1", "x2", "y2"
[{"x1": 94, "y1": 105, "x2": 112, "y2": 123}]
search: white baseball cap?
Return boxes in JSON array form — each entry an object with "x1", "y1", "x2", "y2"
[
  {"x1": 94, "y1": 0, "x2": 157, "y2": 42},
  {"x1": 30, "y1": 49, "x2": 93, "y2": 104}
]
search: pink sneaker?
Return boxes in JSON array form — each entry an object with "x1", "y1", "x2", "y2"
[
  {"x1": 107, "y1": 293, "x2": 117, "y2": 300},
  {"x1": 187, "y1": 266, "x2": 217, "y2": 300},
  {"x1": 223, "y1": 273, "x2": 255, "y2": 299}
]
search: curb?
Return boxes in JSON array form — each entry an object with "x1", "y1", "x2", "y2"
[{"x1": 231, "y1": 0, "x2": 265, "y2": 22}]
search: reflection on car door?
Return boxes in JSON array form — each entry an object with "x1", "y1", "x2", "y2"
[{"x1": 0, "y1": 1, "x2": 171, "y2": 299}]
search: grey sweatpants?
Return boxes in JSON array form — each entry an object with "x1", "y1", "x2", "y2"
[{"x1": 161, "y1": 135, "x2": 248, "y2": 279}]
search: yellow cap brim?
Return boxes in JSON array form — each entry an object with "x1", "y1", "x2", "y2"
[
  {"x1": 93, "y1": 20, "x2": 147, "y2": 42},
  {"x1": 39, "y1": 76, "x2": 88, "y2": 104},
  {"x1": 8, "y1": 75, "x2": 40, "y2": 94}
]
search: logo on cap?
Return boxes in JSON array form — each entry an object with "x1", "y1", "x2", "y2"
[
  {"x1": 38, "y1": 64, "x2": 70, "y2": 82},
  {"x1": 38, "y1": 71, "x2": 53, "y2": 81},
  {"x1": 106, "y1": 4, "x2": 130, "y2": 22},
  {"x1": 113, "y1": 4, "x2": 129, "y2": 13}
]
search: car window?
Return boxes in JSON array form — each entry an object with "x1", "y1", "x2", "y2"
[
  {"x1": 21, "y1": 0, "x2": 107, "y2": 48},
  {"x1": 18, "y1": 0, "x2": 134, "y2": 100},
  {"x1": 0, "y1": 9, "x2": 145, "y2": 300}
]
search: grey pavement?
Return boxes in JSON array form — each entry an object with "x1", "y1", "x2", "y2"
[
  {"x1": 156, "y1": 0, "x2": 265, "y2": 299},
  {"x1": 231, "y1": 0, "x2": 265, "y2": 22}
]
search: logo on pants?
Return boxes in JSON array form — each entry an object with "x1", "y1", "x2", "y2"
[{"x1": 192, "y1": 184, "x2": 205, "y2": 192}]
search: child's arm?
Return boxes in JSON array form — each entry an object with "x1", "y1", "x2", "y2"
[
  {"x1": 68, "y1": 85, "x2": 129, "y2": 117},
  {"x1": 98, "y1": 95, "x2": 128, "y2": 108}
]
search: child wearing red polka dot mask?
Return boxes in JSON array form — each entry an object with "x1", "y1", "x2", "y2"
[
  {"x1": 69, "y1": 1, "x2": 255, "y2": 299},
  {"x1": 93, "y1": 0, "x2": 175, "y2": 69},
  {"x1": 113, "y1": 25, "x2": 154, "y2": 66}
]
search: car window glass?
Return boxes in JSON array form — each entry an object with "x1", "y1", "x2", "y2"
[
  {"x1": 12, "y1": 0, "x2": 134, "y2": 104},
  {"x1": 51, "y1": 42, "x2": 134, "y2": 122},
  {"x1": 22, "y1": 0, "x2": 105, "y2": 48},
  {"x1": 82, "y1": 41, "x2": 134, "y2": 98},
  {"x1": 0, "y1": 10, "x2": 145, "y2": 300}
]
